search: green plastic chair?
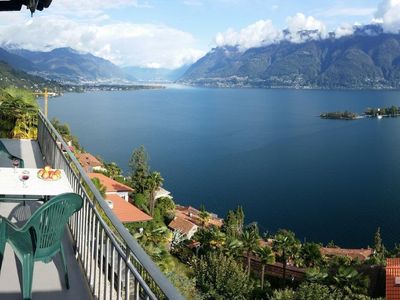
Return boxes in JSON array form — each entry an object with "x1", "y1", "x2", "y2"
[
  {"x1": 0, "y1": 193, "x2": 83, "y2": 300},
  {"x1": 0, "y1": 140, "x2": 24, "y2": 168}
]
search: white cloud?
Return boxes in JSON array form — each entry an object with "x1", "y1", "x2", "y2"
[
  {"x1": 285, "y1": 13, "x2": 327, "y2": 43},
  {"x1": 0, "y1": 12, "x2": 205, "y2": 69},
  {"x1": 334, "y1": 23, "x2": 355, "y2": 38},
  {"x1": 215, "y1": 13, "x2": 328, "y2": 50},
  {"x1": 215, "y1": 20, "x2": 281, "y2": 50},
  {"x1": 375, "y1": 0, "x2": 400, "y2": 33}
]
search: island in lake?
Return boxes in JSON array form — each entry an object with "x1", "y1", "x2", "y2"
[{"x1": 321, "y1": 105, "x2": 400, "y2": 120}]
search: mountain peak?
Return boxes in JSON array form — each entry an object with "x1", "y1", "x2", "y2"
[{"x1": 49, "y1": 47, "x2": 82, "y2": 55}]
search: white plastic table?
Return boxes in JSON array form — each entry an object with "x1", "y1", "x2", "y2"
[{"x1": 0, "y1": 167, "x2": 73, "y2": 199}]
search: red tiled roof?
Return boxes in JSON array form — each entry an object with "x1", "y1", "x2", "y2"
[
  {"x1": 89, "y1": 173, "x2": 133, "y2": 192},
  {"x1": 106, "y1": 194, "x2": 152, "y2": 223},
  {"x1": 175, "y1": 205, "x2": 223, "y2": 228},
  {"x1": 168, "y1": 216, "x2": 197, "y2": 235},
  {"x1": 76, "y1": 153, "x2": 103, "y2": 172},
  {"x1": 320, "y1": 247, "x2": 373, "y2": 261},
  {"x1": 386, "y1": 258, "x2": 400, "y2": 300}
]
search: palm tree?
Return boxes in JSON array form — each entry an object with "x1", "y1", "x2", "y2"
[
  {"x1": 306, "y1": 268, "x2": 328, "y2": 284},
  {"x1": 301, "y1": 242, "x2": 323, "y2": 267},
  {"x1": 256, "y1": 246, "x2": 275, "y2": 289},
  {"x1": 273, "y1": 229, "x2": 300, "y2": 287},
  {"x1": 333, "y1": 266, "x2": 368, "y2": 295},
  {"x1": 241, "y1": 228, "x2": 260, "y2": 275},
  {"x1": 222, "y1": 238, "x2": 243, "y2": 258},
  {"x1": 146, "y1": 171, "x2": 164, "y2": 216}
]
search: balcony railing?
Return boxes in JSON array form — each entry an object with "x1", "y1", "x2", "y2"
[{"x1": 37, "y1": 111, "x2": 183, "y2": 300}]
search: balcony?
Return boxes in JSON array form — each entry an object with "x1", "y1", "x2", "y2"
[{"x1": 0, "y1": 111, "x2": 183, "y2": 300}]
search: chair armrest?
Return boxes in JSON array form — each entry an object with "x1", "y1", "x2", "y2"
[
  {"x1": 0, "y1": 217, "x2": 27, "y2": 235},
  {"x1": 0, "y1": 217, "x2": 20, "y2": 230}
]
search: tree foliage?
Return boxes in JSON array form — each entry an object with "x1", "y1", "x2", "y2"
[
  {"x1": 333, "y1": 266, "x2": 369, "y2": 296},
  {"x1": 50, "y1": 118, "x2": 81, "y2": 150},
  {"x1": 0, "y1": 88, "x2": 38, "y2": 139},
  {"x1": 155, "y1": 196, "x2": 175, "y2": 223},
  {"x1": 91, "y1": 177, "x2": 106, "y2": 198},
  {"x1": 129, "y1": 145, "x2": 150, "y2": 194},
  {"x1": 273, "y1": 229, "x2": 301, "y2": 286},
  {"x1": 146, "y1": 171, "x2": 164, "y2": 216},
  {"x1": 199, "y1": 204, "x2": 211, "y2": 226},
  {"x1": 194, "y1": 252, "x2": 253, "y2": 300},
  {"x1": 223, "y1": 206, "x2": 245, "y2": 238},
  {"x1": 256, "y1": 245, "x2": 275, "y2": 289},
  {"x1": 301, "y1": 242, "x2": 323, "y2": 268},
  {"x1": 241, "y1": 225, "x2": 260, "y2": 275},
  {"x1": 103, "y1": 161, "x2": 123, "y2": 179}
]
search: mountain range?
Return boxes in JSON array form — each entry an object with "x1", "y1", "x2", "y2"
[
  {"x1": 179, "y1": 25, "x2": 400, "y2": 89},
  {"x1": 4, "y1": 24, "x2": 400, "y2": 89},
  {"x1": 3, "y1": 47, "x2": 128, "y2": 83}
]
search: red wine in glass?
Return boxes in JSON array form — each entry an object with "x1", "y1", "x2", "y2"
[{"x1": 20, "y1": 170, "x2": 30, "y2": 188}]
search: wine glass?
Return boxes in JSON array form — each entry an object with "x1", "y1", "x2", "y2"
[
  {"x1": 12, "y1": 158, "x2": 19, "y2": 173},
  {"x1": 19, "y1": 170, "x2": 30, "y2": 188}
]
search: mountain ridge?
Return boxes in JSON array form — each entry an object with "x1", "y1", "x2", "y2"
[
  {"x1": 1, "y1": 47, "x2": 128, "y2": 83},
  {"x1": 179, "y1": 26, "x2": 400, "y2": 89}
]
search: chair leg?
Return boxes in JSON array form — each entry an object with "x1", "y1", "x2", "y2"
[
  {"x1": 22, "y1": 255, "x2": 34, "y2": 300},
  {"x1": 60, "y1": 244, "x2": 70, "y2": 289},
  {"x1": 0, "y1": 221, "x2": 6, "y2": 271}
]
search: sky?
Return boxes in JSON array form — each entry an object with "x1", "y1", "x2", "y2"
[{"x1": 0, "y1": 0, "x2": 399, "y2": 69}]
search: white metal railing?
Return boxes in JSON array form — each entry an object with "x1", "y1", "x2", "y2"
[{"x1": 37, "y1": 111, "x2": 183, "y2": 300}]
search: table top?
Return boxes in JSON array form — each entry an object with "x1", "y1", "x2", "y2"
[{"x1": 0, "y1": 168, "x2": 73, "y2": 196}]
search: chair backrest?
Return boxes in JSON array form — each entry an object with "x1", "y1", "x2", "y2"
[
  {"x1": 0, "y1": 140, "x2": 24, "y2": 168},
  {"x1": 22, "y1": 193, "x2": 83, "y2": 259}
]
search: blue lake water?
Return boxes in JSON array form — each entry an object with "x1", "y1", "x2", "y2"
[{"x1": 42, "y1": 87, "x2": 400, "y2": 248}]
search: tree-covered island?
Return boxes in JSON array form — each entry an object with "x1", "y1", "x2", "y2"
[
  {"x1": 320, "y1": 111, "x2": 359, "y2": 120},
  {"x1": 321, "y1": 105, "x2": 400, "y2": 120}
]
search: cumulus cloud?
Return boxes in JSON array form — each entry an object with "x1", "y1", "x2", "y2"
[
  {"x1": 0, "y1": 12, "x2": 204, "y2": 69},
  {"x1": 284, "y1": 13, "x2": 327, "y2": 42},
  {"x1": 215, "y1": 20, "x2": 281, "y2": 50},
  {"x1": 215, "y1": 13, "x2": 328, "y2": 50},
  {"x1": 334, "y1": 23, "x2": 355, "y2": 38},
  {"x1": 375, "y1": 0, "x2": 400, "y2": 32}
]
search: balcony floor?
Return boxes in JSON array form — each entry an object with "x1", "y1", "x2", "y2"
[{"x1": 0, "y1": 139, "x2": 92, "y2": 299}]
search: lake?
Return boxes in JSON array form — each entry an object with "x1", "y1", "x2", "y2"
[{"x1": 42, "y1": 87, "x2": 400, "y2": 248}]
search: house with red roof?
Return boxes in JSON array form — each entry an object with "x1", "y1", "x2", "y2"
[
  {"x1": 175, "y1": 205, "x2": 223, "y2": 228},
  {"x1": 89, "y1": 172, "x2": 133, "y2": 201},
  {"x1": 168, "y1": 216, "x2": 198, "y2": 239},
  {"x1": 319, "y1": 247, "x2": 373, "y2": 262},
  {"x1": 105, "y1": 194, "x2": 152, "y2": 223},
  {"x1": 76, "y1": 152, "x2": 106, "y2": 173}
]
